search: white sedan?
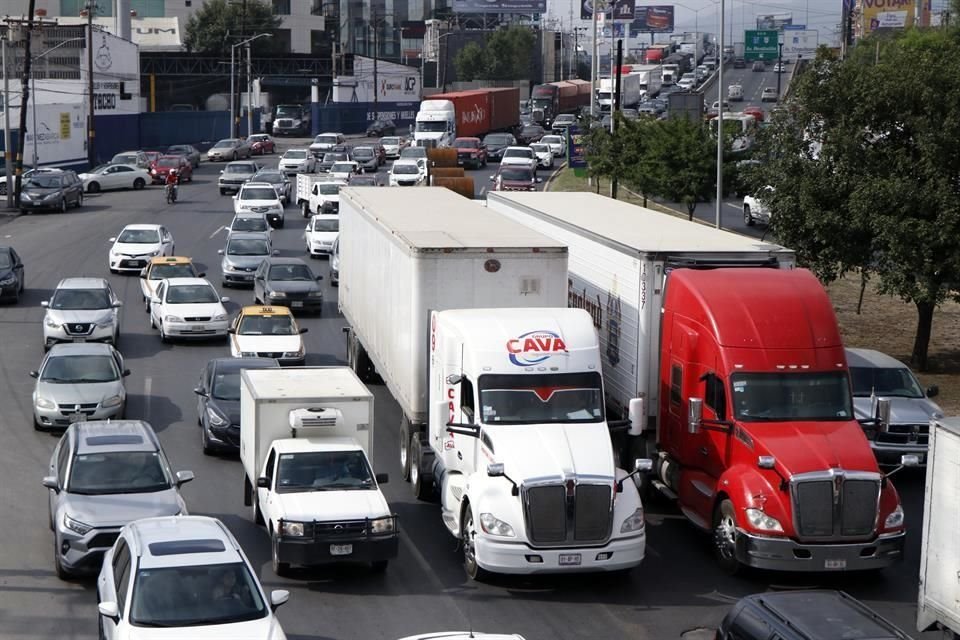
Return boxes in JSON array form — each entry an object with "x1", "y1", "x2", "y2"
[
  {"x1": 539, "y1": 135, "x2": 566, "y2": 158},
  {"x1": 228, "y1": 306, "x2": 307, "y2": 366},
  {"x1": 148, "y1": 277, "x2": 230, "y2": 342},
  {"x1": 109, "y1": 224, "x2": 175, "y2": 274},
  {"x1": 78, "y1": 164, "x2": 151, "y2": 193},
  {"x1": 500, "y1": 147, "x2": 538, "y2": 171},
  {"x1": 304, "y1": 215, "x2": 339, "y2": 257},
  {"x1": 529, "y1": 143, "x2": 554, "y2": 169}
]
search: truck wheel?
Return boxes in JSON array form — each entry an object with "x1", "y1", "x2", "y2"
[
  {"x1": 301, "y1": 201, "x2": 310, "y2": 218},
  {"x1": 713, "y1": 499, "x2": 741, "y2": 575},
  {"x1": 399, "y1": 417, "x2": 412, "y2": 481},
  {"x1": 461, "y1": 506, "x2": 488, "y2": 581},
  {"x1": 252, "y1": 493, "x2": 264, "y2": 526},
  {"x1": 271, "y1": 527, "x2": 290, "y2": 576},
  {"x1": 410, "y1": 436, "x2": 434, "y2": 501},
  {"x1": 743, "y1": 205, "x2": 754, "y2": 226}
]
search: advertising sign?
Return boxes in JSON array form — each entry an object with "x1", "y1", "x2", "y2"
[
  {"x1": 20, "y1": 103, "x2": 86, "y2": 167},
  {"x1": 79, "y1": 31, "x2": 141, "y2": 116},
  {"x1": 629, "y1": 6, "x2": 675, "y2": 33},
  {"x1": 861, "y1": 0, "x2": 915, "y2": 31},
  {"x1": 452, "y1": 0, "x2": 546, "y2": 13},
  {"x1": 744, "y1": 29, "x2": 779, "y2": 61},
  {"x1": 581, "y1": 0, "x2": 635, "y2": 21},
  {"x1": 756, "y1": 13, "x2": 793, "y2": 29},
  {"x1": 782, "y1": 28, "x2": 818, "y2": 58},
  {"x1": 567, "y1": 126, "x2": 587, "y2": 169}
]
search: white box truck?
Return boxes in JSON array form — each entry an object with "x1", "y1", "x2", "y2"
[
  {"x1": 338, "y1": 187, "x2": 649, "y2": 579},
  {"x1": 630, "y1": 65, "x2": 663, "y2": 99},
  {"x1": 296, "y1": 174, "x2": 346, "y2": 217},
  {"x1": 918, "y1": 417, "x2": 960, "y2": 637},
  {"x1": 240, "y1": 367, "x2": 398, "y2": 576},
  {"x1": 597, "y1": 74, "x2": 641, "y2": 111}
]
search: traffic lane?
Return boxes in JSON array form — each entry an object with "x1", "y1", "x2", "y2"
[{"x1": 706, "y1": 66, "x2": 783, "y2": 113}]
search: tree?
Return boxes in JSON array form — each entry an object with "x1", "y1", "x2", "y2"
[
  {"x1": 451, "y1": 26, "x2": 537, "y2": 82},
  {"x1": 183, "y1": 0, "x2": 282, "y2": 55},
  {"x1": 642, "y1": 117, "x2": 716, "y2": 219},
  {"x1": 453, "y1": 42, "x2": 486, "y2": 82},
  {"x1": 753, "y1": 30, "x2": 960, "y2": 370}
]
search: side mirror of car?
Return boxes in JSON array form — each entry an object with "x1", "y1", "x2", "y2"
[
  {"x1": 98, "y1": 601, "x2": 120, "y2": 622},
  {"x1": 122, "y1": 369, "x2": 131, "y2": 377},
  {"x1": 42, "y1": 476, "x2": 59, "y2": 492},
  {"x1": 375, "y1": 473, "x2": 389, "y2": 484},
  {"x1": 536, "y1": 177, "x2": 543, "y2": 183},
  {"x1": 256, "y1": 476, "x2": 270, "y2": 488},
  {"x1": 193, "y1": 387, "x2": 207, "y2": 397},
  {"x1": 108, "y1": 237, "x2": 117, "y2": 242},
  {"x1": 927, "y1": 385, "x2": 939, "y2": 398},
  {"x1": 113, "y1": 301, "x2": 123, "y2": 308},
  {"x1": 315, "y1": 275, "x2": 323, "y2": 281},
  {"x1": 197, "y1": 272, "x2": 206, "y2": 278},
  {"x1": 232, "y1": 195, "x2": 238, "y2": 200},
  {"x1": 139, "y1": 268, "x2": 147, "y2": 278},
  {"x1": 299, "y1": 327, "x2": 309, "y2": 334},
  {"x1": 228, "y1": 327, "x2": 236, "y2": 334},
  {"x1": 29, "y1": 370, "x2": 39, "y2": 378},
  {"x1": 221, "y1": 296, "x2": 230, "y2": 303},
  {"x1": 40, "y1": 300, "x2": 49, "y2": 308},
  {"x1": 175, "y1": 470, "x2": 195, "y2": 486},
  {"x1": 217, "y1": 249, "x2": 225, "y2": 255},
  {"x1": 271, "y1": 250, "x2": 279, "y2": 256},
  {"x1": 489, "y1": 175, "x2": 496, "y2": 181},
  {"x1": 270, "y1": 590, "x2": 290, "y2": 611}
]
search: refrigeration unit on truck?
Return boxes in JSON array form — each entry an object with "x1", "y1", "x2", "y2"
[
  {"x1": 596, "y1": 74, "x2": 641, "y2": 111},
  {"x1": 240, "y1": 366, "x2": 398, "y2": 576},
  {"x1": 487, "y1": 191, "x2": 915, "y2": 575},
  {"x1": 337, "y1": 186, "x2": 649, "y2": 579},
  {"x1": 414, "y1": 88, "x2": 520, "y2": 148},
  {"x1": 918, "y1": 417, "x2": 960, "y2": 638}
]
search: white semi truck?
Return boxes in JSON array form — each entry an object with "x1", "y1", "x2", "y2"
[
  {"x1": 597, "y1": 74, "x2": 641, "y2": 111},
  {"x1": 918, "y1": 417, "x2": 960, "y2": 638},
  {"x1": 240, "y1": 367, "x2": 398, "y2": 576},
  {"x1": 338, "y1": 187, "x2": 649, "y2": 579}
]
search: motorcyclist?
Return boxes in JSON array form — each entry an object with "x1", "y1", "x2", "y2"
[{"x1": 165, "y1": 168, "x2": 179, "y2": 202}]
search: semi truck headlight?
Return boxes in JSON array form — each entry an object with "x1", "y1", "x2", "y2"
[
  {"x1": 281, "y1": 521, "x2": 306, "y2": 537},
  {"x1": 479, "y1": 513, "x2": 515, "y2": 537},
  {"x1": 745, "y1": 508, "x2": 783, "y2": 533},
  {"x1": 884, "y1": 505, "x2": 904, "y2": 529},
  {"x1": 620, "y1": 507, "x2": 645, "y2": 533},
  {"x1": 370, "y1": 516, "x2": 395, "y2": 534}
]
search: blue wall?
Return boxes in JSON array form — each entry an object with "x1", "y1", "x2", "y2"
[
  {"x1": 311, "y1": 102, "x2": 419, "y2": 137},
  {"x1": 139, "y1": 111, "x2": 259, "y2": 151}
]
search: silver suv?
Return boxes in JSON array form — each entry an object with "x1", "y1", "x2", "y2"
[
  {"x1": 847, "y1": 347, "x2": 944, "y2": 465},
  {"x1": 43, "y1": 420, "x2": 193, "y2": 578},
  {"x1": 42, "y1": 277, "x2": 122, "y2": 350},
  {"x1": 218, "y1": 160, "x2": 260, "y2": 195}
]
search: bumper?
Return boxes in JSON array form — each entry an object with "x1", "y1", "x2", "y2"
[
  {"x1": 457, "y1": 156, "x2": 484, "y2": 168},
  {"x1": 56, "y1": 526, "x2": 122, "y2": 574},
  {"x1": 0, "y1": 282, "x2": 18, "y2": 299},
  {"x1": 871, "y1": 439, "x2": 927, "y2": 465},
  {"x1": 110, "y1": 256, "x2": 153, "y2": 272},
  {"x1": 45, "y1": 327, "x2": 115, "y2": 348},
  {"x1": 735, "y1": 529, "x2": 905, "y2": 572},
  {"x1": 36, "y1": 402, "x2": 123, "y2": 429},
  {"x1": 161, "y1": 320, "x2": 229, "y2": 339},
  {"x1": 277, "y1": 534, "x2": 399, "y2": 566},
  {"x1": 309, "y1": 244, "x2": 334, "y2": 256},
  {"x1": 20, "y1": 198, "x2": 62, "y2": 211},
  {"x1": 206, "y1": 422, "x2": 241, "y2": 452},
  {"x1": 222, "y1": 271, "x2": 257, "y2": 286},
  {"x1": 263, "y1": 296, "x2": 323, "y2": 311},
  {"x1": 474, "y1": 531, "x2": 645, "y2": 575},
  {"x1": 219, "y1": 182, "x2": 244, "y2": 193}
]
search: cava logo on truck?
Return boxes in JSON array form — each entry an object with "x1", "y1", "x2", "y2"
[{"x1": 506, "y1": 330, "x2": 568, "y2": 366}]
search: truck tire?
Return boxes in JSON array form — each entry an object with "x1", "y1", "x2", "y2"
[
  {"x1": 399, "y1": 417, "x2": 412, "y2": 481},
  {"x1": 252, "y1": 493, "x2": 264, "y2": 526},
  {"x1": 461, "y1": 505, "x2": 489, "y2": 581},
  {"x1": 301, "y1": 201, "x2": 310, "y2": 218},
  {"x1": 271, "y1": 526, "x2": 291, "y2": 576},
  {"x1": 713, "y1": 499, "x2": 741, "y2": 575},
  {"x1": 243, "y1": 476, "x2": 252, "y2": 507},
  {"x1": 348, "y1": 331, "x2": 378, "y2": 384},
  {"x1": 410, "y1": 435, "x2": 434, "y2": 501}
]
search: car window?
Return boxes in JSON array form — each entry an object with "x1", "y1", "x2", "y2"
[
  {"x1": 41, "y1": 354, "x2": 120, "y2": 383},
  {"x1": 238, "y1": 314, "x2": 296, "y2": 335},
  {"x1": 68, "y1": 451, "x2": 170, "y2": 494},
  {"x1": 56, "y1": 436, "x2": 71, "y2": 481},
  {"x1": 112, "y1": 538, "x2": 131, "y2": 608},
  {"x1": 51, "y1": 288, "x2": 111, "y2": 310}
]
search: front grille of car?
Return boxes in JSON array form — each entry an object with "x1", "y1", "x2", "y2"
[
  {"x1": 314, "y1": 520, "x2": 368, "y2": 537},
  {"x1": 87, "y1": 531, "x2": 120, "y2": 549},
  {"x1": 63, "y1": 323, "x2": 93, "y2": 336},
  {"x1": 220, "y1": 179, "x2": 244, "y2": 185},
  {"x1": 184, "y1": 316, "x2": 211, "y2": 322},
  {"x1": 257, "y1": 351, "x2": 283, "y2": 358},
  {"x1": 792, "y1": 472, "x2": 880, "y2": 540},
  {"x1": 250, "y1": 207, "x2": 269, "y2": 213},
  {"x1": 58, "y1": 402, "x2": 99, "y2": 417},
  {"x1": 522, "y1": 482, "x2": 612, "y2": 547},
  {"x1": 877, "y1": 423, "x2": 929, "y2": 446}
]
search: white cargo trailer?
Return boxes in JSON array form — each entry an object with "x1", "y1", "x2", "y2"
[
  {"x1": 485, "y1": 191, "x2": 795, "y2": 423},
  {"x1": 918, "y1": 417, "x2": 960, "y2": 638}
]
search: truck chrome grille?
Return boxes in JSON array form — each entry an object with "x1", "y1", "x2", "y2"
[
  {"x1": 523, "y1": 482, "x2": 612, "y2": 547},
  {"x1": 792, "y1": 471, "x2": 880, "y2": 541}
]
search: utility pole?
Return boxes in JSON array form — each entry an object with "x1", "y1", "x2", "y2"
[
  {"x1": 87, "y1": 6, "x2": 96, "y2": 167},
  {"x1": 610, "y1": 39, "x2": 622, "y2": 200},
  {"x1": 714, "y1": 0, "x2": 725, "y2": 229},
  {"x1": 246, "y1": 43, "x2": 253, "y2": 136},
  {"x1": 373, "y1": 10, "x2": 379, "y2": 120},
  {"x1": 3, "y1": 34, "x2": 12, "y2": 209},
  {"x1": 15, "y1": 0, "x2": 38, "y2": 204},
  {"x1": 776, "y1": 34, "x2": 784, "y2": 97},
  {"x1": 590, "y1": 2, "x2": 600, "y2": 119}
]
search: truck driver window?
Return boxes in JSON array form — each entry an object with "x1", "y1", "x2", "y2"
[
  {"x1": 461, "y1": 378, "x2": 475, "y2": 423},
  {"x1": 731, "y1": 372, "x2": 853, "y2": 422},
  {"x1": 704, "y1": 373, "x2": 727, "y2": 420},
  {"x1": 478, "y1": 372, "x2": 603, "y2": 424},
  {"x1": 264, "y1": 449, "x2": 276, "y2": 482},
  {"x1": 670, "y1": 364, "x2": 682, "y2": 405}
]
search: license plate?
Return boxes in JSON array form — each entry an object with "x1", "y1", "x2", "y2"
[
  {"x1": 558, "y1": 553, "x2": 581, "y2": 566},
  {"x1": 330, "y1": 544, "x2": 353, "y2": 556},
  {"x1": 189, "y1": 325, "x2": 203, "y2": 332},
  {"x1": 69, "y1": 413, "x2": 84, "y2": 423},
  {"x1": 291, "y1": 301, "x2": 303, "y2": 308},
  {"x1": 824, "y1": 559, "x2": 846, "y2": 570},
  {"x1": 73, "y1": 337, "x2": 86, "y2": 343}
]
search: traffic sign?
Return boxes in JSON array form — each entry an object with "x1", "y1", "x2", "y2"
[{"x1": 744, "y1": 29, "x2": 779, "y2": 61}]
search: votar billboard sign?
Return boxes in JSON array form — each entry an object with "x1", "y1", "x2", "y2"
[{"x1": 861, "y1": 0, "x2": 915, "y2": 31}]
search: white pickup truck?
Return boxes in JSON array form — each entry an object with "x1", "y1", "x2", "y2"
[
  {"x1": 241, "y1": 366, "x2": 398, "y2": 576},
  {"x1": 296, "y1": 174, "x2": 346, "y2": 217}
]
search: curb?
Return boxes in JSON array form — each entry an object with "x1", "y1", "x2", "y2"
[{"x1": 543, "y1": 161, "x2": 568, "y2": 190}]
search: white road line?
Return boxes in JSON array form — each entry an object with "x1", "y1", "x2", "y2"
[
  {"x1": 479, "y1": 186, "x2": 487, "y2": 196},
  {"x1": 209, "y1": 225, "x2": 226, "y2": 239},
  {"x1": 725, "y1": 202, "x2": 743, "y2": 210},
  {"x1": 144, "y1": 376, "x2": 152, "y2": 419}
]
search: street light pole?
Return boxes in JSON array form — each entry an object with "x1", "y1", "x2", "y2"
[
  {"x1": 86, "y1": 4, "x2": 96, "y2": 167},
  {"x1": 230, "y1": 45, "x2": 235, "y2": 137},
  {"x1": 715, "y1": 0, "x2": 724, "y2": 228},
  {"x1": 2, "y1": 36, "x2": 12, "y2": 209},
  {"x1": 230, "y1": 33, "x2": 271, "y2": 138},
  {"x1": 776, "y1": 33, "x2": 784, "y2": 97},
  {"x1": 246, "y1": 43, "x2": 253, "y2": 135}
]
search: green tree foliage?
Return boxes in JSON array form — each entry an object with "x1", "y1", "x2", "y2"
[
  {"x1": 183, "y1": 0, "x2": 282, "y2": 55},
  {"x1": 452, "y1": 26, "x2": 537, "y2": 82},
  {"x1": 642, "y1": 117, "x2": 717, "y2": 219},
  {"x1": 753, "y1": 30, "x2": 960, "y2": 369},
  {"x1": 453, "y1": 42, "x2": 486, "y2": 82}
]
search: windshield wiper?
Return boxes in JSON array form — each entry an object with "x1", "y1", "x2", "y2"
[
  {"x1": 134, "y1": 620, "x2": 180, "y2": 628},
  {"x1": 72, "y1": 378, "x2": 114, "y2": 383}
]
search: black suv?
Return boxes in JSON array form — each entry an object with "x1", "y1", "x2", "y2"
[
  {"x1": 717, "y1": 591, "x2": 912, "y2": 640},
  {"x1": 19, "y1": 169, "x2": 84, "y2": 213}
]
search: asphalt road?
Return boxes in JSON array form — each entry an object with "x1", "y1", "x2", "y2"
[{"x1": 0, "y1": 137, "x2": 935, "y2": 639}]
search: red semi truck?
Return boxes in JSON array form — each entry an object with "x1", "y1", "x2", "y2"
[
  {"x1": 530, "y1": 79, "x2": 591, "y2": 126},
  {"x1": 487, "y1": 192, "x2": 913, "y2": 575},
  {"x1": 414, "y1": 87, "x2": 520, "y2": 147}
]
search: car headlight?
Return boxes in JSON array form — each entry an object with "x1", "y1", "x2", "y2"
[
  {"x1": 150, "y1": 169, "x2": 157, "y2": 175},
  {"x1": 95, "y1": 317, "x2": 115, "y2": 328},
  {"x1": 620, "y1": 507, "x2": 646, "y2": 533},
  {"x1": 63, "y1": 514, "x2": 93, "y2": 536},
  {"x1": 43, "y1": 192, "x2": 60, "y2": 201},
  {"x1": 308, "y1": 291, "x2": 323, "y2": 298},
  {"x1": 884, "y1": 504, "x2": 904, "y2": 529},
  {"x1": 21, "y1": 192, "x2": 31, "y2": 200},
  {"x1": 45, "y1": 317, "x2": 61, "y2": 329},
  {"x1": 282, "y1": 348, "x2": 304, "y2": 358},
  {"x1": 281, "y1": 520, "x2": 305, "y2": 537},
  {"x1": 745, "y1": 508, "x2": 784, "y2": 533},
  {"x1": 165, "y1": 315, "x2": 183, "y2": 323},
  {"x1": 206, "y1": 407, "x2": 228, "y2": 427},
  {"x1": 102, "y1": 394, "x2": 123, "y2": 408},
  {"x1": 239, "y1": 351, "x2": 258, "y2": 357},
  {"x1": 0, "y1": 274, "x2": 15, "y2": 285},
  {"x1": 479, "y1": 512, "x2": 515, "y2": 537},
  {"x1": 212, "y1": 313, "x2": 228, "y2": 321},
  {"x1": 267, "y1": 291, "x2": 286, "y2": 298},
  {"x1": 369, "y1": 516, "x2": 396, "y2": 534},
  {"x1": 35, "y1": 396, "x2": 56, "y2": 410}
]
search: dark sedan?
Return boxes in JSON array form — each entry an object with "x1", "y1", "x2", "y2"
[
  {"x1": 352, "y1": 146, "x2": 380, "y2": 173},
  {"x1": 366, "y1": 118, "x2": 397, "y2": 137},
  {"x1": 318, "y1": 151, "x2": 349, "y2": 173},
  {"x1": 167, "y1": 144, "x2": 202, "y2": 168},
  {"x1": 517, "y1": 124, "x2": 546, "y2": 145},
  {"x1": 194, "y1": 357, "x2": 279, "y2": 454},
  {"x1": 483, "y1": 132, "x2": 517, "y2": 162},
  {"x1": 253, "y1": 257, "x2": 324, "y2": 313},
  {"x1": 19, "y1": 170, "x2": 84, "y2": 213},
  {"x1": 0, "y1": 246, "x2": 25, "y2": 303}
]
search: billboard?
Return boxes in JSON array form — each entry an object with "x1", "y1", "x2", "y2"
[
  {"x1": 333, "y1": 57, "x2": 421, "y2": 103},
  {"x1": 14, "y1": 104, "x2": 87, "y2": 168},
  {"x1": 782, "y1": 27, "x2": 818, "y2": 58},
  {"x1": 861, "y1": 0, "x2": 915, "y2": 31},
  {"x1": 629, "y1": 6, "x2": 675, "y2": 33},
  {"x1": 744, "y1": 29, "x2": 779, "y2": 61},
  {"x1": 581, "y1": 0, "x2": 635, "y2": 21},
  {"x1": 452, "y1": 0, "x2": 546, "y2": 12},
  {"x1": 756, "y1": 13, "x2": 793, "y2": 30}
]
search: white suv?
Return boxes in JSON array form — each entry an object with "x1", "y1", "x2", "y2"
[
  {"x1": 233, "y1": 182, "x2": 285, "y2": 228},
  {"x1": 500, "y1": 146, "x2": 537, "y2": 171},
  {"x1": 42, "y1": 277, "x2": 122, "y2": 350},
  {"x1": 96, "y1": 516, "x2": 289, "y2": 639}
]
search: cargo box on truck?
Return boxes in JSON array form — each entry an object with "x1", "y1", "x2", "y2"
[{"x1": 414, "y1": 88, "x2": 520, "y2": 148}]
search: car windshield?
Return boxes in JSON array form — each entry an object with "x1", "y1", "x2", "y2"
[
  {"x1": 156, "y1": 158, "x2": 180, "y2": 167},
  {"x1": 521, "y1": 126, "x2": 542, "y2": 134},
  {"x1": 349, "y1": 176, "x2": 377, "y2": 186},
  {"x1": 504, "y1": 149, "x2": 531, "y2": 159},
  {"x1": 315, "y1": 135, "x2": 338, "y2": 145},
  {"x1": 401, "y1": 148, "x2": 427, "y2": 158},
  {"x1": 41, "y1": 355, "x2": 119, "y2": 383},
  {"x1": 0, "y1": 252, "x2": 11, "y2": 269},
  {"x1": 394, "y1": 164, "x2": 420, "y2": 175},
  {"x1": 850, "y1": 366, "x2": 924, "y2": 398},
  {"x1": 479, "y1": 373, "x2": 604, "y2": 424},
  {"x1": 276, "y1": 450, "x2": 374, "y2": 493},
  {"x1": 214, "y1": 140, "x2": 237, "y2": 149},
  {"x1": 129, "y1": 563, "x2": 266, "y2": 627},
  {"x1": 26, "y1": 175, "x2": 63, "y2": 188},
  {"x1": 255, "y1": 172, "x2": 282, "y2": 182},
  {"x1": 51, "y1": 288, "x2": 110, "y2": 310},
  {"x1": 541, "y1": 136, "x2": 561, "y2": 145},
  {"x1": 247, "y1": 136, "x2": 266, "y2": 143},
  {"x1": 284, "y1": 150, "x2": 307, "y2": 159},
  {"x1": 232, "y1": 217, "x2": 269, "y2": 232},
  {"x1": 416, "y1": 121, "x2": 448, "y2": 133},
  {"x1": 168, "y1": 146, "x2": 190, "y2": 153},
  {"x1": 68, "y1": 451, "x2": 169, "y2": 495},
  {"x1": 310, "y1": 218, "x2": 339, "y2": 232},
  {"x1": 454, "y1": 139, "x2": 479, "y2": 149},
  {"x1": 353, "y1": 148, "x2": 374, "y2": 158},
  {"x1": 226, "y1": 164, "x2": 254, "y2": 174},
  {"x1": 90, "y1": 164, "x2": 112, "y2": 173},
  {"x1": 554, "y1": 116, "x2": 576, "y2": 125},
  {"x1": 118, "y1": 229, "x2": 160, "y2": 244},
  {"x1": 238, "y1": 315, "x2": 295, "y2": 335},
  {"x1": 731, "y1": 372, "x2": 853, "y2": 421},
  {"x1": 150, "y1": 264, "x2": 195, "y2": 280},
  {"x1": 484, "y1": 135, "x2": 513, "y2": 145},
  {"x1": 240, "y1": 188, "x2": 276, "y2": 200},
  {"x1": 530, "y1": 144, "x2": 549, "y2": 153},
  {"x1": 322, "y1": 153, "x2": 347, "y2": 163},
  {"x1": 276, "y1": 106, "x2": 300, "y2": 118},
  {"x1": 331, "y1": 163, "x2": 354, "y2": 173},
  {"x1": 318, "y1": 183, "x2": 341, "y2": 195},
  {"x1": 500, "y1": 167, "x2": 533, "y2": 181},
  {"x1": 226, "y1": 239, "x2": 268, "y2": 256},
  {"x1": 212, "y1": 371, "x2": 242, "y2": 401},
  {"x1": 112, "y1": 154, "x2": 137, "y2": 164},
  {"x1": 269, "y1": 264, "x2": 314, "y2": 281},
  {"x1": 167, "y1": 284, "x2": 219, "y2": 304},
  {"x1": 381, "y1": 137, "x2": 401, "y2": 146}
]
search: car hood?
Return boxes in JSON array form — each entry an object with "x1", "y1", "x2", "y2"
[
  {"x1": 61, "y1": 489, "x2": 182, "y2": 527},
  {"x1": 739, "y1": 421, "x2": 879, "y2": 476},
  {"x1": 209, "y1": 397, "x2": 241, "y2": 424},
  {"x1": 356, "y1": 157, "x2": 378, "y2": 165},
  {"x1": 852, "y1": 396, "x2": 944, "y2": 424},
  {"x1": 483, "y1": 422, "x2": 615, "y2": 482},
  {"x1": 224, "y1": 255, "x2": 269, "y2": 269},
  {"x1": 234, "y1": 334, "x2": 303, "y2": 352},
  {"x1": 46, "y1": 308, "x2": 115, "y2": 325},
  {"x1": 268, "y1": 280, "x2": 321, "y2": 294},
  {"x1": 237, "y1": 199, "x2": 282, "y2": 209},
  {"x1": 112, "y1": 242, "x2": 161, "y2": 256},
  {"x1": 280, "y1": 157, "x2": 307, "y2": 165},
  {"x1": 501, "y1": 157, "x2": 534, "y2": 166},
  {"x1": 23, "y1": 187, "x2": 64, "y2": 196},
  {"x1": 221, "y1": 172, "x2": 257, "y2": 180},
  {"x1": 119, "y1": 615, "x2": 285, "y2": 640},
  {"x1": 165, "y1": 302, "x2": 226, "y2": 317},
  {"x1": 274, "y1": 488, "x2": 389, "y2": 521},
  {"x1": 35, "y1": 380, "x2": 124, "y2": 406}
]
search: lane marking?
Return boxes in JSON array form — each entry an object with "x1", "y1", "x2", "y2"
[
  {"x1": 144, "y1": 376, "x2": 152, "y2": 419},
  {"x1": 725, "y1": 202, "x2": 743, "y2": 211},
  {"x1": 209, "y1": 225, "x2": 226, "y2": 239}
]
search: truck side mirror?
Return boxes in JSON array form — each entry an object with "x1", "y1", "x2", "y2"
[
  {"x1": 926, "y1": 385, "x2": 939, "y2": 398},
  {"x1": 487, "y1": 463, "x2": 504, "y2": 477},
  {"x1": 687, "y1": 398, "x2": 703, "y2": 434},
  {"x1": 256, "y1": 477, "x2": 270, "y2": 488},
  {"x1": 757, "y1": 455, "x2": 776, "y2": 469},
  {"x1": 876, "y1": 397, "x2": 891, "y2": 432},
  {"x1": 627, "y1": 397, "x2": 645, "y2": 436},
  {"x1": 375, "y1": 473, "x2": 389, "y2": 484}
]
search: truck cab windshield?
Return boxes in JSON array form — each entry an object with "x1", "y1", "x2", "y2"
[
  {"x1": 276, "y1": 451, "x2": 374, "y2": 492},
  {"x1": 731, "y1": 372, "x2": 853, "y2": 422},
  {"x1": 416, "y1": 121, "x2": 448, "y2": 133},
  {"x1": 479, "y1": 373, "x2": 604, "y2": 424}
]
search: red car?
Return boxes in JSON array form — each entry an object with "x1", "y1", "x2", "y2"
[
  {"x1": 453, "y1": 137, "x2": 487, "y2": 169},
  {"x1": 151, "y1": 155, "x2": 193, "y2": 184},
  {"x1": 247, "y1": 134, "x2": 276, "y2": 155},
  {"x1": 743, "y1": 106, "x2": 765, "y2": 122}
]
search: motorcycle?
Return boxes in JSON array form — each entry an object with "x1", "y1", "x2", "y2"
[{"x1": 165, "y1": 183, "x2": 178, "y2": 204}]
